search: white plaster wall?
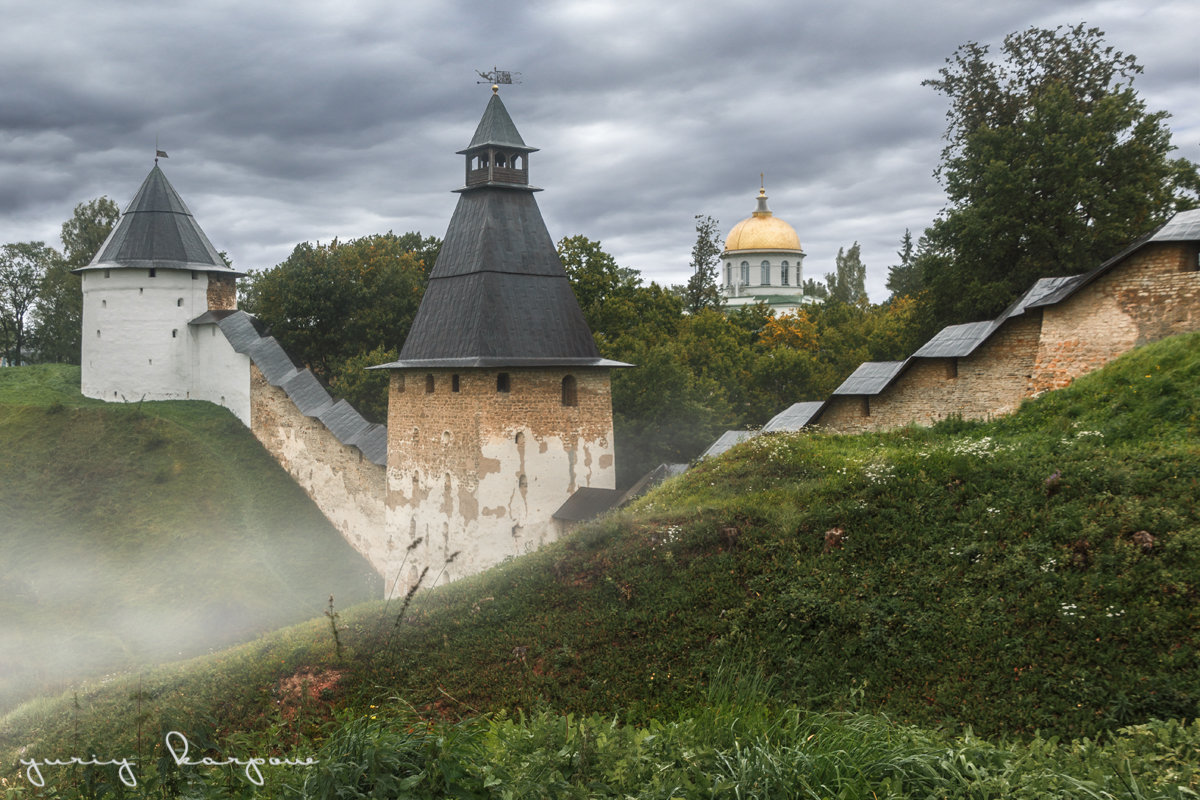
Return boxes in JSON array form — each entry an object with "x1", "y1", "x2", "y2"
[
  {"x1": 383, "y1": 426, "x2": 616, "y2": 591},
  {"x1": 721, "y1": 251, "x2": 807, "y2": 297},
  {"x1": 81, "y1": 268, "x2": 250, "y2": 425},
  {"x1": 189, "y1": 323, "x2": 251, "y2": 425}
]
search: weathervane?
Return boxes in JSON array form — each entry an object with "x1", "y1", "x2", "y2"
[{"x1": 476, "y1": 66, "x2": 522, "y2": 86}]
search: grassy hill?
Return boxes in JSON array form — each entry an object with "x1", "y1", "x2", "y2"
[
  {"x1": 2, "y1": 335, "x2": 1199, "y2": 797},
  {"x1": 0, "y1": 366, "x2": 380, "y2": 711}
]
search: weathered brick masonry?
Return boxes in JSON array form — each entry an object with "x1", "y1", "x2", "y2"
[
  {"x1": 249, "y1": 364, "x2": 387, "y2": 569},
  {"x1": 818, "y1": 316, "x2": 1042, "y2": 433},
  {"x1": 385, "y1": 368, "x2": 615, "y2": 589},
  {"x1": 811, "y1": 238, "x2": 1200, "y2": 436},
  {"x1": 1032, "y1": 242, "x2": 1200, "y2": 392}
]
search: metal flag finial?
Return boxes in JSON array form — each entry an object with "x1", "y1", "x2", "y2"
[{"x1": 155, "y1": 135, "x2": 168, "y2": 164}]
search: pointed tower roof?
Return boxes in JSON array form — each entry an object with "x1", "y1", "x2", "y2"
[
  {"x1": 377, "y1": 92, "x2": 624, "y2": 369},
  {"x1": 458, "y1": 91, "x2": 537, "y2": 154},
  {"x1": 75, "y1": 164, "x2": 242, "y2": 275}
]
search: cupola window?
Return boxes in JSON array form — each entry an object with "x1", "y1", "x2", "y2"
[
  {"x1": 740, "y1": 261, "x2": 750, "y2": 285},
  {"x1": 761, "y1": 260, "x2": 771, "y2": 285},
  {"x1": 781, "y1": 260, "x2": 790, "y2": 286}
]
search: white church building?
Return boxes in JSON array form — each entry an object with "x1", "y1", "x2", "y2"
[{"x1": 720, "y1": 186, "x2": 812, "y2": 314}]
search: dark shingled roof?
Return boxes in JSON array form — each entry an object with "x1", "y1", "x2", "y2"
[
  {"x1": 832, "y1": 361, "x2": 909, "y2": 396},
  {"x1": 459, "y1": 92, "x2": 536, "y2": 153},
  {"x1": 77, "y1": 164, "x2": 242, "y2": 275},
  {"x1": 701, "y1": 430, "x2": 755, "y2": 459},
  {"x1": 762, "y1": 401, "x2": 826, "y2": 432},
  {"x1": 552, "y1": 487, "x2": 625, "y2": 522},
  {"x1": 376, "y1": 93, "x2": 625, "y2": 370},
  {"x1": 912, "y1": 321, "x2": 997, "y2": 359},
  {"x1": 1027, "y1": 209, "x2": 1200, "y2": 310},
  {"x1": 209, "y1": 310, "x2": 387, "y2": 466}
]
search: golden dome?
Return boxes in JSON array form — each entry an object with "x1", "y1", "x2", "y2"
[{"x1": 724, "y1": 188, "x2": 802, "y2": 253}]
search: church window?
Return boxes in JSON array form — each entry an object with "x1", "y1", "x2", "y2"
[
  {"x1": 781, "y1": 261, "x2": 790, "y2": 286},
  {"x1": 740, "y1": 261, "x2": 749, "y2": 285},
  {"x1": 561, "y1": 375, "x2": 578, "y2": 407},
  {"x1": 425, "y1": 374, "x2": 435, "y2": 393},
  {"x1": 725, "y1": 263, "x2": 731, "y2": 287},
  {"x1": 149, "y1": 268, "x2": 157, "y2": 278},
  {"x1": 497, "y1": 372, "x2": 511, "y2": 393},
  {"x1": 761, "y1": 260, "x2": 771, "y2": 285},
  {"x1": 451, "y1": 374, "x2": 460, "y2": 392}
]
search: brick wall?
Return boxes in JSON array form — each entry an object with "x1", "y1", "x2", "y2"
[
  {"x1": 816, "y1": 315, "x2": 1042, "y2": 434},
  {"x1": 1033, "y1": 242, "x2": 1200, "y2": 392},
  {"x1": 384, "y1": 367, "x2": 615, "y2": 590},
  {"x1": 248, "y1": 365, "x2": 387, "y2": 574},
  {"x1": 206, "y1": 273, "x2": 237, "y2": 310}
]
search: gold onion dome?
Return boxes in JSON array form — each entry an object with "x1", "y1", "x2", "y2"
[{"x1": 724, "y1": 188, "x2": 802, "y2": 252}]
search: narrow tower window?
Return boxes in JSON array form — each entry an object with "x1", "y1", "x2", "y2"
[
  {"x1": 176, "y1": 298, "x2": 183, "y2": 307},
  {"x1": 451, "y1": 374, "x2": 460, "y2": 392},
  {"x1": 781, "y1": 260, "x2": 790, "y2": 286},
  {"x1": 171, "y1": 329, "x2": 178, "y2": 338},
  {"x1": 740, "y1": 261, "x2": 749, "y2": 285},
  {"x1": 561, "y1": 375, "x2": 578, "y2": 407},
  {"x1": 761, "y1": 260, "x2": 770, "y2": 285},
  {"x1": 425, "y1": 374, "x2": 435, "y2": 393},
  {"x1": 497, "y1": 372, "x2": 511, "y2": 393}
]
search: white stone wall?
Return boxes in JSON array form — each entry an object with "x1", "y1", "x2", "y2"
[
  {"x1": 81, "y1": 268, "x2": 249, "y2": 424},
  {"x1": 721, "y1": 251, "x2": 807, "y2": 298}
]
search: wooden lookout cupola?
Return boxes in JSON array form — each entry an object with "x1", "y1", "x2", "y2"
[{"x1": 460, "y1": 85, "x2": 536, "y2": 189}]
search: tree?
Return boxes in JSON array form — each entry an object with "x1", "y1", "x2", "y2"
[
  {"x1": 240, "y1": 232, "x2": 435, "y2": 421},
  {"x1": 0, "y1": 243, "x2": 56, "y2": 365},
  {"x1": 922, "y1": 24, "x2": 1200, "y2": 323},
  {"x1": 683, "y1": 215, "x2": 723, "y2": 313},
  {"x1": 824, "y1": 242, "x2": 867, "y2": 305},
  {"x1": 801, "y1": 277, "x2": 828, "y2": 300},
  {"x1": 33, "y1": 197, "x2": 119, "y2": 363},
  {"x1": 885, "y1": 229, "x2": 922, "y2": 299}
]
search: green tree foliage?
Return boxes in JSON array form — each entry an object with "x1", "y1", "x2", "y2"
[
  {"x1": 800, "y1": 277, "x2": 828, "y2": 300},
  {"x1": 682, "y1": 215, "x2": 724, "y2": 314},
  {"x1": 240, "y1": 233, "x2": 435, "y2": 421},
  {"x1": 33, "y1": 197, "x2": 120, "y2": 363},
  {"x1": 824, "y1": 242, "x2": 867, "y2": 305},
  {"x1": 885, "y1": 229, "x2": 921, "y2": 299},
  {"x1": 0, "y1": 243, "x2": 56, "y2": 365},
  {"x1": 921, "y1": 24, "x2": 1200, "y2": 323}
]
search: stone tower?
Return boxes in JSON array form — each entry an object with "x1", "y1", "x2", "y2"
[
  {"x1": 76, "y1": 163, "x2": 251, "y2": 422},
  {"x1": 375, "y1": 88, "x2": 625, "y2": 588}
]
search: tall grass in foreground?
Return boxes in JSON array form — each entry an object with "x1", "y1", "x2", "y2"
[{"x1": 6, "y1": 704, "x2": 1196, "y2": 799}]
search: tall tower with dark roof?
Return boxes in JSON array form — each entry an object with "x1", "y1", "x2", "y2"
[
  {"x1": 77, "y1": 163, "x2": 251, "y2": 420},
  {"x1": 377, "y1": 88, "x2": 623, "y2": 586}
]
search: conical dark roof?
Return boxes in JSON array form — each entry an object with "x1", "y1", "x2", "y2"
[
  {"x1": 76, "y1": 164, "x2": 239, "y2": 275},
  {"x1": 457, "y1": 92, "x2": 536, "y2": 154},
  {"x1": 379, "y1": 94, "x2": 621, "y2": 369}
]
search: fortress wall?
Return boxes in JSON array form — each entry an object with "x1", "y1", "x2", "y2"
[
  {"x1": 248, "y1": 364, "x2": 387, "y2": 577},
  {"x1": 1033, "y1": 242, "x2": 1200, "y2": 392},
  {"x1": 384, "y1": 368, "x2": 615, "y2": 591},
  {"x1": 815, "y1": 315, "x2": 1042, "y2": 434}
]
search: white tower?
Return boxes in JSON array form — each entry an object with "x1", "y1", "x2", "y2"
[{"x1": 76, "y1": 163, "x2": 252, "y2": 423}]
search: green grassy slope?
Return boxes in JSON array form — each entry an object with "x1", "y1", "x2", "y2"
[
  {"x1": 0, "y1": 366, "x2": 381, "y2": 710},
  {"x1": 3, "y1": 333, "x2": 1198, "y2": 768}
]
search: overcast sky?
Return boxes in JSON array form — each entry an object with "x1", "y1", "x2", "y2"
[{"x1": 2, "y1": 0, "x2": 1197, "y2": 302}]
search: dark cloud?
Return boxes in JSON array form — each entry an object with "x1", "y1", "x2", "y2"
[{"x1": 1, "y1": 0, "x2": 1196, "y2": 301}]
